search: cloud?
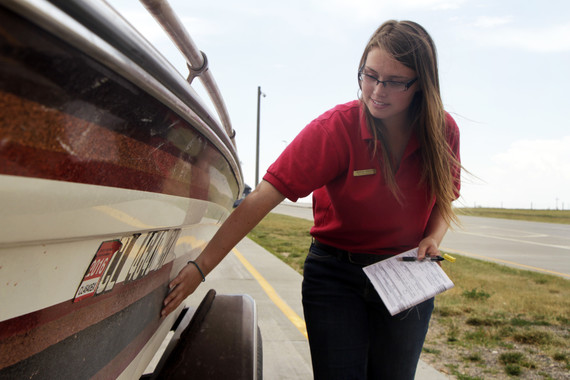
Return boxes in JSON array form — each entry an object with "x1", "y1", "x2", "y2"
[
  {"x1": 466, "y1": 19, "x2": 570, "y2": 53},
  {"x1": 464, "y1": 137, "x2": 570, "y2": 209},
  {"x1": 473, "y1": 15, "x2": 513, "y2": 28},
  {"x1": 326, "y1": 0, "x2": 467, "y2": 20},
  {"x1": 493, "y1": 137, "x2": 570, "y2": 180}
]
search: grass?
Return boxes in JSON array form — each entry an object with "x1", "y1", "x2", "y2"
[
  {"x1": 247, "y1": 211, "x2": 570, "y2": 379},
  {"x1": 248, "y1": 213, "x2": 314, "y2": 274},
  {"x1": 429, "y1": 255, "x2": 569, "y2": 377},
  {"x1": 455, "y1": 207, "x2": 570, "y2": 224}
]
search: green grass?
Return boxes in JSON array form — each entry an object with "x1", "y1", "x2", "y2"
[
  {"x1": 247, "y1": 210, "x2": 570, "y2": 379},
  {"x1": 248, "y1": 213, "x2": 314, "y2": 274},
  {"x1": 455, "y1": 207, "x2": 570, "y2": 224}
]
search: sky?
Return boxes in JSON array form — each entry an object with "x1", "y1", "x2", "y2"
[{"x1": 110, "y1": 0, "x2": 569, "y2": 210}]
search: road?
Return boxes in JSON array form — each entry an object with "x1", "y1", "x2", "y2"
[
  {"x1": 441, "y1": 215, "x2": 570, "y2": 279},
  {"x1": 273, "y1": 202, "x2": 570, "y2": 279}
]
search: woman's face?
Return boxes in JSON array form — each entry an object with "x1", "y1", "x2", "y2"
[{"x1": 360, "y1": 47, "x2": 418, "y2": 127}]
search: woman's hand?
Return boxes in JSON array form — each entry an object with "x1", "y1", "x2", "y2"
[
  {"x1": 417, "y1": 236, "x2": 440, "y2": 260},
  {"x1": 161, "y1": 262, "x2": 204, "y2": 317},
  {"x1": 417, "y1": 203, "x2": 451, "y2": 261}
]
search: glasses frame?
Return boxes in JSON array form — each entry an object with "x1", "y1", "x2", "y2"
[{"x1": 358, "y1": 70, "x2": 418, "y2": 92}]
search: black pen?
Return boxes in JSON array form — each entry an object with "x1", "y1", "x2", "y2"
[
  {"x1": 398, "y1": 254, "x2": 456, "y2": 263},
  {"x1": 399, "y1": 256, "x2": 443, "y2": 262}
]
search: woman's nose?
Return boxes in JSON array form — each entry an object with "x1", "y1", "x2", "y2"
[{"x1": 372, "y1": 82, "x2": 388, "y2": 96}]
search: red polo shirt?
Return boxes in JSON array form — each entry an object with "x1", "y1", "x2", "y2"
[{"x1": 263, "y1": 100, "x2": 460, "y2": 255}]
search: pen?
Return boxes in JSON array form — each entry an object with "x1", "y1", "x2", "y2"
[
  {"x1": 399, "y1": 256, "x2": 444, "y2": 262},
  {"x1": 398, "y1": 253, "x2": 456, "y2": 263}
]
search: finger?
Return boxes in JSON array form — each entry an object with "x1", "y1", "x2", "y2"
[
  {"x1": 417, "y1": 246, "x2": 427, "y2": 260},
  {"x1": 163, "y1": 281, "x2": 184, "y2": 307},
  {"x1": 161, "y1": 293, "x2": 181, "y2": 317},
  {"x1": 163, "y1": 291, "x2": 176, "y2": 307},
  {"x1": 161, "y1": 304, "x2": 173, "y2": 317},
  {"x1": 168, "y1": 274, "x2": 183, "y2": 290},
  {"x1": 426, "y1": 246, "x2": 440, "y2": 257},
  {"x1": 162, "y1": 299, "x2": 176, "y2": 316}
]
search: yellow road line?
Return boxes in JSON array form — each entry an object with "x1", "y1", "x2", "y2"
[
  {"x1": 442, "y1": 247, "x2": 570, "y2": 279},
  {"x1": 232, "y1": 248, "x2": 308, "y2": 339}
]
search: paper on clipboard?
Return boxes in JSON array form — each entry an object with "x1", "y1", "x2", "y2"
[{"x1": 363, "y1": 248, "x2": 454, "y2": 316}]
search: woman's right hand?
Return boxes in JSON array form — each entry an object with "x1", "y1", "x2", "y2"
[{"x1": 161, "y1": 261, "x2": 205, "y2": 317}]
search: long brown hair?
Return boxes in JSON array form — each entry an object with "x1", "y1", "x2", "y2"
[{"x1": 358, "y1": 20, "x2": 460, "y2": 225}]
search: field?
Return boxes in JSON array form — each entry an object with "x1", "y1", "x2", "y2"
[
  {"x1": 248, "y1": 211, "x2": 570, "y2": 379},
  {"x1": 455, "y1": 207, "x2": 570, "y2": 225}
]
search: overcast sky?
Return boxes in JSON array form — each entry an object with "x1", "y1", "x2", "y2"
[{"x1": 110, "y1": 0, "x2": 569, "y2": 210}]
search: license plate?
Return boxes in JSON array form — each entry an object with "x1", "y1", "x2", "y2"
[{"x1": 74, "y1": 240, "x2": 122, "y2": 302}]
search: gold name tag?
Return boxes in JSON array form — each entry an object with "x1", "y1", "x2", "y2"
[{"x1": 353, "y1": 169, "x2": 377, "y2": 177}]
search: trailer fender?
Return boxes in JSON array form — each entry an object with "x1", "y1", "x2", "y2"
[{"x1": 150, "y1": 289, "x2": 262, "y2": 379}]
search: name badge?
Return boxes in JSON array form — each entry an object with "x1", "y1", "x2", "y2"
[{"x1": 353, "y1": 169, "x2": 377, "y2": 177}]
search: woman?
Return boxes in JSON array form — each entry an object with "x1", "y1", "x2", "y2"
[{"x1": 162, "y1": 20, "x2": 461, "y2": 379}]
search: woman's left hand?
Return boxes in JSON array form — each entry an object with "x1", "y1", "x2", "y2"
[
  {"x1": 418, "y1": 203, "x2": 450, "y2": 262},
  {"x1": 417, "y1": 237, "x2": 440, "y2": 261}
]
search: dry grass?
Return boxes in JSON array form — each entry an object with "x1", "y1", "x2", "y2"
[
  {"x1": 437, "y1": 258, "x2": 568, "y2": 319},
  {"x1": 424, "y1": 256, "x2": 569, "y2": 379}
]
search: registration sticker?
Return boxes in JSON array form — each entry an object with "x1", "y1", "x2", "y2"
[{"x1": 74, "y1": 240, "x2": 122, "y2": 302}]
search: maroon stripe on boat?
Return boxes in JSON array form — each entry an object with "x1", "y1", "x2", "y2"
[
  {"x1": 0, "y1": 143, "x2": 207, "y2": 199},
  {"x1": 0, "y1": 262, "x2": 171, "y2": 369},
  {"x1": 0, "y1": 91, "x2": 211, "y2": 200},
  {"x1": 0, "y1": 285, "x2": 169, "y2": 379}
]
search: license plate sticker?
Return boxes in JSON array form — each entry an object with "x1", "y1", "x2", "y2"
[{"x1": 74, "y1": 240, "x2": 122, "y2": 302}]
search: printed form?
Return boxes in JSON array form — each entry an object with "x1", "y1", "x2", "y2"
[{"x1": 363, "y1": 248, "x2": 454, "y2": 316}]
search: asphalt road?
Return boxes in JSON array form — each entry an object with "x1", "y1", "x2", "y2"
[
  {"x1": 441, "y1": 215, "x2": 570, "y2": 279},
  {"x1": 272, "y1": 202, "x2": 570, "y2": 279}
]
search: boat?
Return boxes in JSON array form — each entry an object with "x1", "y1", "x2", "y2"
[{"x1": 0, "y1": 0, "x2": 260, "y2": 378}]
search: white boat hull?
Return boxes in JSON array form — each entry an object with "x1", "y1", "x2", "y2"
[{"x1": 0, "y1": 0, "x2": 249, "y2": 378}]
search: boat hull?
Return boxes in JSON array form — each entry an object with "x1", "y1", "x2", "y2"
[{"x1": 0, "y1": 1, "x2": 243, "y2": 378}]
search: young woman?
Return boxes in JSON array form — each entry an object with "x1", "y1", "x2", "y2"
[{"x1": 162, "y1": 20, "x2": 461, "y2": 380}]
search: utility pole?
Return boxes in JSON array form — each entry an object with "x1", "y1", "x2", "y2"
[{"x1": 255, "y1": 86, "x2": 266, "y2": 187}]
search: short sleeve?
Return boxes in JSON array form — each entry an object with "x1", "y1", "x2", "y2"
[{"x1": 263, "y1": 111, "x2": 352, "y2": 201}]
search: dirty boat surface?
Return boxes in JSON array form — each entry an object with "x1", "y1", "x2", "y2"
[{"x1": 0, "y1": 0, "x2": 259, "y2": 378}]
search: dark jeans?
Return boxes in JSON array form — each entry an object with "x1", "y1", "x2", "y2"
[{"x1": 302, "y1": 242, "x2": 434, "y2": 380}]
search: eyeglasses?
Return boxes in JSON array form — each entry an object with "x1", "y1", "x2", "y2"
[{"x1": 358, "y1": 70, "x2": 418, "y2": 92}]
